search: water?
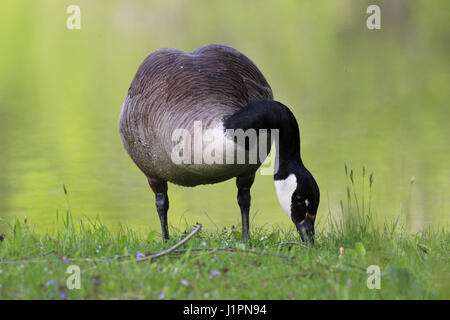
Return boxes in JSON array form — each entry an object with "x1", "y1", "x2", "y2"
[{"x1": 0, "y1": 1, "x2": 448, "y2": 234}]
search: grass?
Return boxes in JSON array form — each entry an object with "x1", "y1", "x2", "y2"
[{"x1": 0, "y1": 169, "x2": 448, "y2": 300}]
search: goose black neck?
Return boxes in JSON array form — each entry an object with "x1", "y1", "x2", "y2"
[{"x1": 223, "y1": 100, "x2": 304, "y2": 180}]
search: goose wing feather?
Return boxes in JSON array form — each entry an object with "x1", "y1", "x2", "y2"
[{"x1": 119, "y1": 44, "x2": 273, "y2": 185}]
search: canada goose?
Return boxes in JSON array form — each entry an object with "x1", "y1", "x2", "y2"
[{"x1": 119, "y1": 44, "x2": 319, "y2": 243}]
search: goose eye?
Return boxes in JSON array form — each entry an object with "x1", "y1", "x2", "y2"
[{"x1": 294, "y1": 195, "x2": 306, "y2": 206}]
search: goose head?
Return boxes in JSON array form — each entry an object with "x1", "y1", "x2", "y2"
[{"x1": 275, "y1": 166, "x2": 319, "y2": 243}]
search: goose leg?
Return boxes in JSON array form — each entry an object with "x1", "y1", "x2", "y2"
[
  {"x1": 236, "y1": 175, "x2": 255, "y2": 242},
  {"x1": 148, "y1": 177, "x2": 169, "y2": 241}
]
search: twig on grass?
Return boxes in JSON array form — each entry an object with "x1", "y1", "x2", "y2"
[
  {"x1": 170, "y1": 247, "x2": 295, "y2": 259},
  {"x1": 22, "y1": 249, "x2": 56, "y2": 260},
  {"x1": 279, "y1": 241, "x2": 310, "y2": 248},
  {"x1": 20, "y1": 250, "x2": 56, "y2": 260},
  {"x1": 121, "y1": 223, "x2": 203, "y2": 263},
  {"x1": 0, "y1": 249, "x2": 56, "y2": 264}
]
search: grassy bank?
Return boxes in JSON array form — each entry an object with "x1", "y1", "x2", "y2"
[
  {"x1": 1, "y1": 168, "x2": 449, "y2": 299},
  {"x1": 0, "y1": 208, "x2": 448, "y2": 299}
]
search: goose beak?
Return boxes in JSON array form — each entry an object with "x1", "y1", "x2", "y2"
[{"x1": 295, "y1": 214, "x2": 315, "y2": 244}]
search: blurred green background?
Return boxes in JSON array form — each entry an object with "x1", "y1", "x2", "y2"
[{"x1": 0, "y1": 0, "x2": 448, "y2": 234}]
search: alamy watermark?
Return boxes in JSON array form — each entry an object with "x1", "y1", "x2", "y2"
[
  {"x1": 366, "y1": 265, "x2": 381, "y2": 289},
  {"x1": 170, "y1": 121, "x2": 279, "y2": 175},
  {"x1": 66, "y1": 265, "x2": 81, "y2": 289},
  {"x1": 66, "y1": 5, "x2": 81, "y2": 30},
  {"x1": 366, "y1": 5, "x2": 381, "y2": 30}
]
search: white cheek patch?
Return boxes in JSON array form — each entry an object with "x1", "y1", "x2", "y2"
[{"x1": 274, "y1": 174, "x2": 297, "y2": 218}]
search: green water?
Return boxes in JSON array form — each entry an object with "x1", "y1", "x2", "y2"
[{"x1": 0, "y1": 1, "x2": 448, "y2": 234}]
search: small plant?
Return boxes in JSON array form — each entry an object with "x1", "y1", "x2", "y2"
[{"x1": 325, "y1": 164, "x2": 377, "y2": 244}]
